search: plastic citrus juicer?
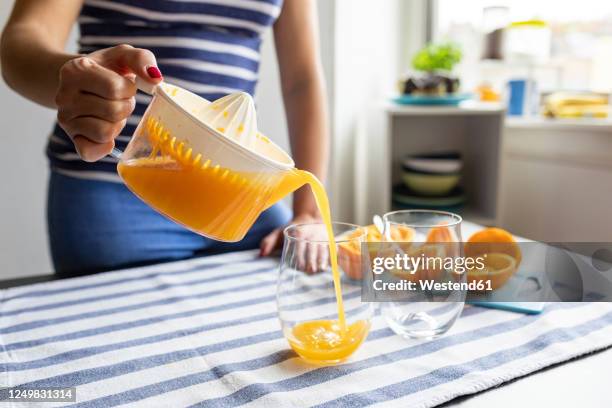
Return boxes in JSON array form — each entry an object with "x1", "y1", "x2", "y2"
[{"x1": 111, "y1": 78, "x2": 307, "y2": 242}]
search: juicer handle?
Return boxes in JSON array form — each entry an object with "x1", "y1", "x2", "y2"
[
  {"x1": 135, "y1": 76, "x2": 161, "y2": 95},
  {"x1": 109, "y1": 77, "x2": 161, "y2": 160}
]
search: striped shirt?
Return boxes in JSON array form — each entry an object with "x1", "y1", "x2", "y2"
[{"x1": 46, "y1": 0, "x2": 283, "y2": 182}]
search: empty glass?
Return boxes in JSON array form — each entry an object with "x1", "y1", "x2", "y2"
[{"x1": 380, "y1": 210, "x2": 465, "y2": 339}]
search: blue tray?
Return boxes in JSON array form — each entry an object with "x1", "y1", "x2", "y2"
[
  {"x1": 393, "y1": 93, "x2": 472, "y2": 106},
  {"x1": 469, "y1": 301, "x2": 544, "y2": 314}
]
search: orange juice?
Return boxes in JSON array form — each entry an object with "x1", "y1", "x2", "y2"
[
  {"x1": 288, "y1": 319, "x2": 370, "y2": 364},
  {"x1": 118, "y1": 157, "x2": 283, "y2": 242}
]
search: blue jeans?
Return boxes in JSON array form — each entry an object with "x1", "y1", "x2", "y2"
[{"x1": 47, "y1": 171, "x2": 291, "y2": 278}]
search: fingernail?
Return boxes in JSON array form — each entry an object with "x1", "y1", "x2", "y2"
[{"x1": 146, "y1": 66, "x2": 162, "y2": 79}]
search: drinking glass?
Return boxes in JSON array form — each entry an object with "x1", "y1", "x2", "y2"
[
  {"x1": 380, "y1": 210, "x2": 465, "y2": 339},
  {"x1": 277, "y1": 222, "x2": 374, "y2": 365}
]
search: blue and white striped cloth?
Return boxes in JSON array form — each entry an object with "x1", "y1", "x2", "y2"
[
  {"x1": 1, "y1": 250, "x2": 611, "y2": 407},
  {"x1": 47, "y1": 0, "x2": 283, "y2": 182}
]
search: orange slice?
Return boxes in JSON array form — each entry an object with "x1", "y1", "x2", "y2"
[
  {"x1": 425, "y1": 223, "x2": 460, "y2": 259},
  {"x1": 384, "y1": 224, "x2": 417, "y2": 242},
  {"x1": 426, "y1": 225, "x2": 457, "y2": 243},
  {"x1": 338, "y1": 224, "x2": 414, "y2": 280},
  {"x1": 464, "y1": 227, "x2": 522, "y2": 265},
  {"x1": 467, "y1": 252, "x2": 517, "y2": 290}
]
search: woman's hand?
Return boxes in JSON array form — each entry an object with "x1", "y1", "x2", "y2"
[
  {"x1": 55, "y1": 45, "x2": 163, "y2": 162},
  {"x1": 259, "y1": 211, "x2": 314, "y2": 244},
  {"x1": 260, "y1": 212, "x2": 320, "y2": 256},
  {"x1": 260, "y1": 212, "x2": 331, "y2": 273}
]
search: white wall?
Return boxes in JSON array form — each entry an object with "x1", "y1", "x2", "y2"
[
  {"x1": 0, "y1": 2, "x2": 67, "y2": 278},
  {"x1": 332, "y1": 0, "x2": 403, "y2": 224}
]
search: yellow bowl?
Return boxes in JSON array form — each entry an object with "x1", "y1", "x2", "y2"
[{"x1": 402, "y1": 172, "x2": 460, "y2": 196}]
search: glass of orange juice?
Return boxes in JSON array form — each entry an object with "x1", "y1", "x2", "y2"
[{"x1": 277, "y1": 222, "x2": 373, "y2": 366}]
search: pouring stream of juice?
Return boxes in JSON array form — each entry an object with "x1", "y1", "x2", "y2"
[
  {"x1": 293, "y1": 170, "x2": 346, "y2": 330},
  {"x1": 284, "y1": 171, "x2": 370, "y2": 364}
]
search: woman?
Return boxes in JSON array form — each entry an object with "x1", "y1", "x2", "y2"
[{"x1": 1, "y1": 0, "x2": 328, "y2": 277}]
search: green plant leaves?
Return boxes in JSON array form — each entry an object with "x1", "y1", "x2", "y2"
[{"x1": 412, "y1": 42, "x2": 462, "y2": 72}]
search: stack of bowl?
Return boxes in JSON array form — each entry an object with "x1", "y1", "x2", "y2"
[{"x1": 393, "y1": 151, "x2": 465, "y2": 212}]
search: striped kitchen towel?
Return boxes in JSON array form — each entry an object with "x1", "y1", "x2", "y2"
[{"x1": 0, "y1": 250, "x2": 611, "y2": 407}]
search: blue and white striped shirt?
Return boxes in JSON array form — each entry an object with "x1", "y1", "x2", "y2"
[{"x1": 47, "y1": 0, "x2": 283, "y2": 182}]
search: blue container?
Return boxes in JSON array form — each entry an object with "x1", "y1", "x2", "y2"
[{"x1": 507, "y1": 79, "x2": 538, "y2": 116}]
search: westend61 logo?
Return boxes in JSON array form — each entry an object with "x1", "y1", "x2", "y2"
[{"x1": 370, "y1": 253, "x2": 492, "y2": 292}]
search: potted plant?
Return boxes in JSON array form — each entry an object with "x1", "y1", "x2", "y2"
[{"x1": 400, "y1": 42, "x2": 462, "y2": 96}]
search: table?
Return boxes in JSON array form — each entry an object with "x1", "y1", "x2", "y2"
[
  {"x1": 1, "y1": 249, "x2": 611, "y2": 407},
  {"x1": 443, "y1": 346, "x2": 612, "y2": 407}
]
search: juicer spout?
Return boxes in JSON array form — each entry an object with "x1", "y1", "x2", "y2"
[{"x1": 263, "y1": 169, "x2": 307, "y2": 210}]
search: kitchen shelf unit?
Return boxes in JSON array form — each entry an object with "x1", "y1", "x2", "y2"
[{"x1": 381, "y1": 102, "x2": 506, "y2": 227}]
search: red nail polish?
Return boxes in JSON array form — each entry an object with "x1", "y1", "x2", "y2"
[{"x1": 147, "y1": 66, "x2": 162, "y2": 79}]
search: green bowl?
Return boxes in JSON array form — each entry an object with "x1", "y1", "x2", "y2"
[{"x1": 401, "y1": 172, "x2": 460, "y2": 196}]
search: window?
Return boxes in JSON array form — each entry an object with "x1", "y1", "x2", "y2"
[{"x1": 433, "y1": 0, "x2": 612, "y2": 93}]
